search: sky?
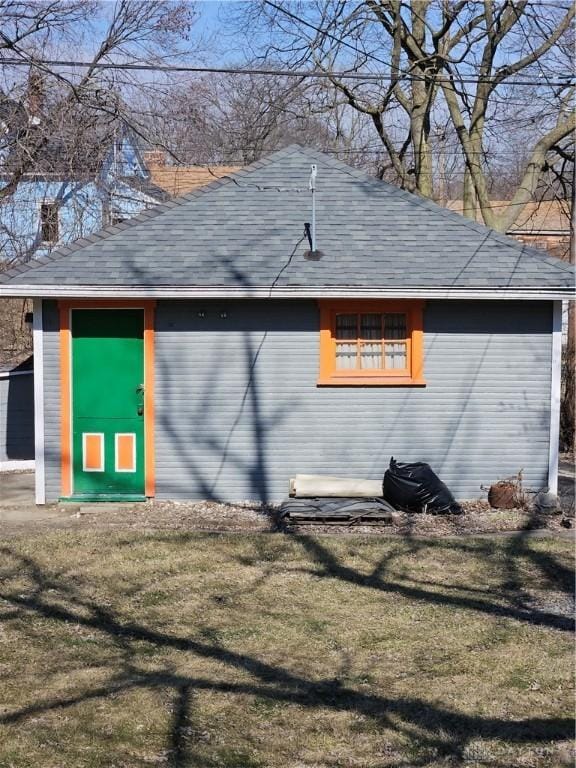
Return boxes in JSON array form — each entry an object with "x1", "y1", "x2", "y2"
[
  {"x1": 86, "y1": 1, "x2": 243, "y2": 65},
  {"x1": 193, "y1": 1, "x2": 250, "y2": 63}
]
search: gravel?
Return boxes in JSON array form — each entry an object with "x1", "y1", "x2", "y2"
[{"x1": 11, "y1": 497, "x2": 569, "y2": 539}]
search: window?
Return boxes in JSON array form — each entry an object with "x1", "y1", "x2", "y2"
[
  {"x1": 318, "y1": 300, "x2": 425, "y2": 386},
  {"x1": 40, "y1": 202, "x2": 59, "y2": 243}
]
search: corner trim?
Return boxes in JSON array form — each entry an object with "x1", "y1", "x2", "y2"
[
  {"x1": 33, "y1": 298, "x2": 45, "y2": 504},
  {"x1": 548, "y1": 300, "x2": 562, "y2": 495}
]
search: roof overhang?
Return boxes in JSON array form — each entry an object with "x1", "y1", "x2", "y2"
[{"x1": 0, "y1": 285, "x2": 574, "y2": 301}]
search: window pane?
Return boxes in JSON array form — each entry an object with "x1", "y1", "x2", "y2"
[
  {"x1": 360, "y1": 313, "x2": 382, "y2": 340},
  {"x1": 385, "y1": 313, "x2": 407, "y2": 340},
  {"x1": 40, "y1": 202, "x2": 59, "y2": 243},
  {"x1": 361, "y1": 342, "x2": 382, "y2": 369},
  {"x1": 385, "y1": 343, "x2": 407, "y2": 369},
  {"x1": 336, "y1": 342, "x2": 357, "y2": 369},
  {"x1": 335, "y1": 314, "x2": 357, "y2": 340}
]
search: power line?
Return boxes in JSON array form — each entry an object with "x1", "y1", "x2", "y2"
[
  {"x1": 263, "y1": 0, "x2": 574, "y2": 85},
  {"x1": 510, "y1": 5, "x2": 567, "y2": 92},
  {"x1": 1, "y1": 56, "x2": 573, "y2": 87},
  {"x1": 46, "y1": 147, "x2": 566, "y2": 159},
  {"x1": 263, "y1": 0, "x2": 393, "y2": 69}
]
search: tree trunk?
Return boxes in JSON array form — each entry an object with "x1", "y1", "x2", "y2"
[
  {"x1": 409, "y1": 4, "x2": 434, "y2": 198},
  {"x1": 462, "y1": 169, "x2": 476, "y2": 220}
]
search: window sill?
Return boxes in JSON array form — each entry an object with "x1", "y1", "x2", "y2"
[{"x1": 317, "y1": 376, "x2": 426, "y2": 387}]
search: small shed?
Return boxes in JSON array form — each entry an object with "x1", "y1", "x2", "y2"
[
  {"x1": 0, "y1": 354, "x2": 34, "y2": 470},
  {"x1": 0, "y1": 145, "x2": 573, "y2": 504}
]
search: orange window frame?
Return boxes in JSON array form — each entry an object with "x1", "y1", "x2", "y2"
[
  {"x1": 58, "y1": 299, "x2": 156, "y2": 498},
  {"x1": 318, "y1": 300, "x2": 426, "y2": 386}
]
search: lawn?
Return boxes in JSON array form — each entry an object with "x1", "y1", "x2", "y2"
[{"x1": 0, "y1": 530, "x2": 573, "y2": 768}]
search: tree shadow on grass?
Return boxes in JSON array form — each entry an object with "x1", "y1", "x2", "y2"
[
  {"x1": 0, "y1": 544, "x2": 573, "y2": 767},
  {"x1": 500, "y1": 507, "x2": 575, "y2": 604},
  {"x1": 288, "y1": 532, "x2": 574, "y2": 634}
]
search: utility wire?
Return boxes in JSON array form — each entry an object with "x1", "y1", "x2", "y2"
[
  {"x1": 1, "y1": 57, "x2": 573, "y2": 87},
  {"x1": 263, "y1": 0, "x2": 393, "y2": 69},
  {"x1": 263, "y1": 0, "x2": 574, "y2": 85},
  {"x1": 510, "y1": 5, "x2": 568, "y2": 92},
  {"x1": 28, "y1": 141, "x2": 568, "y2": 159}
]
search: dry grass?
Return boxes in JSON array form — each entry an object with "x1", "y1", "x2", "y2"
[{"x1": 0, "y1": 530, "x2": 573, "y2": 768}]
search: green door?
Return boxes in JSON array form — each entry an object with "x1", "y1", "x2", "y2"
[{"x1": 71, "y1": 309, "x2": 145, "y2": 500}]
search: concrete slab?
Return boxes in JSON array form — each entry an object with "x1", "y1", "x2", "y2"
[
  {"x1": 0, "y1": 471, "x2": 35, "y2": 507},
  {"x1": 0, "y1": 505, "x2": 70, "y2": 523},
  {"x1": 78, "y1": 504, "x2": 123, "y2": 515},
  {"x1": 0, "y1": 471, "x2": 72, "y2": 523},
  {"x1": 0, "y1": 472, "x2": 140, "y2": 525}
]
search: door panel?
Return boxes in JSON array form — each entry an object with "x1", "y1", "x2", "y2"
[{"x1": 71, "y1": 309, "x2": 145, "y2": 497}]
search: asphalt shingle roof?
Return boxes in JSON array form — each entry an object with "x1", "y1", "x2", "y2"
[{"x1": 1, "y1": 144, "x2": 574, "y2": 293}]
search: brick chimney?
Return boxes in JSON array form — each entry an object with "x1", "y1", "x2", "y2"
[
  {"x1": 26, "y1": 70, "x2": 44, "y2": 123},
  {"x1": 143, "y1": 149, "x2": 167, "y2": 168}
]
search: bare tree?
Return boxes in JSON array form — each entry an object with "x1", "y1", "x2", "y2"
[
  {"x1": 0, "y1": 0, "x2": 198, "y2": 201},
  {"x1": 135, "y1": 68, "x2": 353, "y2": 166},
  {"x1": 436, "y1": 1, "x2": 574, "y2": 230},
  {"x1": 236, "y1": 0, "x2": 574, "y2": 231},
  {"x1": 0, "y1": 1, "x2": 200, "y2": 364}
]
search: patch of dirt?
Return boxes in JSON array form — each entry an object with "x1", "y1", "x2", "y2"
[
  {"x1": 284, "y1": 500, "x2": 571, "y2": 537},
  {"x1": 2, "y1": 497, "x2": 572, "y2": 540}
]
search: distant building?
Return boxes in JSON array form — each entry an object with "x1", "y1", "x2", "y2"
[
  {"x1": 144, "y1": 150, "x2": 241, "y2": 196},
  {"x1": 0, "y1": 127, "x2": 168, "y2": 263},
  {"x1": 446, "y1": 199, "x2": 571, "y2": 260}
]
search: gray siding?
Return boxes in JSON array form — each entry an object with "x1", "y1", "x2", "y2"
[
  {"x1": 154, "y1": 300, "x2": 552, "y2": 503},
  {"x1": 40, "y1": 299, "x2": 553, "y2": 503},
  {"x1": 43, "y1": 300, "x2": 61, "y2": 500},
  {"x1": 0, "y1": 372, "x2": 34, "y2": 462}
]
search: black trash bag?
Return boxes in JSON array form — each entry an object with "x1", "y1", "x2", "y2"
[{"x1": 383, "y1": 457, "x2": 463, "y2": 515}]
